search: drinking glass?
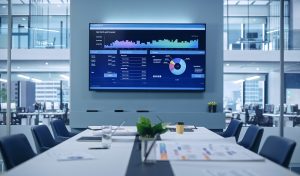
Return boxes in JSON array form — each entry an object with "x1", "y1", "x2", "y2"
[{"x1": 102, "y1": 125, "x2": 112, "y2": 148}]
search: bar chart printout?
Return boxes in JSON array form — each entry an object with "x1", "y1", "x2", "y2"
[{"x1": 156, "y1": 141, "x2": 265, "y2": 161}]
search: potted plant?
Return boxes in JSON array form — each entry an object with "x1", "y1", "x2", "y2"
[
  {"x1": 136, "y1": 116, "x2": 168, "y2": 162},
  {"x1": 136, "y1": 116, "x2": 168, "y2": 139},
  {"x1": 208, "y1": 101, "x2": 217, "y2": 113}
]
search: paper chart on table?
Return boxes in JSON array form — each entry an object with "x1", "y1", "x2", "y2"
[{"x1": 156, "y1": 141, "x2": 264, "y2": 161}]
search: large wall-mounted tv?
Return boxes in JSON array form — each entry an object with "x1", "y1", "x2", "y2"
[{"x1": 89, "y1": 23, "x2": 206, "y2": 91}]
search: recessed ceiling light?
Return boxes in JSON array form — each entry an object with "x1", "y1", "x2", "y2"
[
  {"x1": 60, "y1": 74, "x2": 70, "y2": 80},
  {"x1": 238, "y1": 1, "x2": 253, "y2": 5},
  {"x1": 246, "y1": 76, "x2": 260, "y2": 81},
  {"x1": 17, "y1": 66, "x2": 20, "y2": 69},
  {"x1": 22, "y1": 18, "x2": 27, "y2": 21},
  {"x1": 31, "y1": 78, "x2": 42, "y2": 83},
  {"x1": 0, "y1": 78, "x2": 7, "y2": 83},
  {"x1": 45, "y1": 62, "x2": 49, "y2": 65},
  {"x1": 226, "y1": 63, "x2": 230, "y2": 66},
  {"x1": 253, "y1": 1, "x2": 269, "y2": 5},
  {"x1": 256, "y1": 67, "x2": 260, "y2": 71},
  {"x1": 2, "y1": 5, "x2": 6, "y2": 8},
  {"x1": 233, "y1": 79, "x2": 244, "y2": 84},
  {"x1": 17, "y1": 74, "x2": 30, "y2": 80}
]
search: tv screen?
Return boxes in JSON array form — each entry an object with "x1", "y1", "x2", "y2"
[{"x1": 89, "y1": 23, "x2": 206, "y2": 91}]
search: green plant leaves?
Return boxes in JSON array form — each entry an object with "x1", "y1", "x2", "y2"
[{"x1": 136, "y1": 116, "x2": 167, "y2": 138}]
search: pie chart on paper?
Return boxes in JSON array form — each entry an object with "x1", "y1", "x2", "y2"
[{"x1": 169, "y1": 58, "x2": 186, "y2": 75}]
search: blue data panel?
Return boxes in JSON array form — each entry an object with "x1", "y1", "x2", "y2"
[{"x1": 89, "y1": 23, "x2": 206, "y2": 91}]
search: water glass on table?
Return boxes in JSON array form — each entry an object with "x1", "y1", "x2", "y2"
[{"x1": 102, "y1": 125, "x2": 112, "y2": 148}]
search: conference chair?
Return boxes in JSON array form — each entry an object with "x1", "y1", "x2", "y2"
[
  {"x1": 238, "y1": 125, "x2": 264, "y2": 153},
  {"x1": 31, "y1": 125, "x2": 60, "y2": 153},
  {"x1": 0, "y1": 134, "x2": 36, "y2": 170},
  {"x1": 259, "y1": 136, "x2": 296, "y2": 168},
  {"x1": 220, "y1": 119, "x2": 243, "y2": 142},
  {"x1": 50, "y1": 119, "x2": 77, "y2": 142}
]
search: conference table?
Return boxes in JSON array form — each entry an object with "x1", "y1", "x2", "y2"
[{"x1": 2, "y1": 127, "x2": 298, "y2": 176}]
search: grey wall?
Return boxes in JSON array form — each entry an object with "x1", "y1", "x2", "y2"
[{"x1": 70, "y1": 0, "x2": 224, "y2": 129}]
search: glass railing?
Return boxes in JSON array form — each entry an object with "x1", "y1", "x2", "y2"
[
  {"x1": 0, "y1": 27, "x2": 69, "y2": 49},
  {"x1": 224, "y1": 29, "x2": 300, "y2": 51}
]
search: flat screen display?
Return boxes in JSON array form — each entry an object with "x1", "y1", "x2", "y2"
[{"x1": 89, "y1": 23, "x2": 206, "y2": 90}]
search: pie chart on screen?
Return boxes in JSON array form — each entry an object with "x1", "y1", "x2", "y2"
[{"x1": 169, "y1": 58, "x2": 186, "y2": 75}]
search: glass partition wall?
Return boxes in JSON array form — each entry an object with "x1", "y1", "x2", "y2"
[
  {"x1": 0, "y1": 0, "x2": 70, "y2": 126},
  {"x1": 224, "y1": 0, "x2": 291, "y2": 51},
  {"x1": 0, "y1": 0, "x2": 70, "y2": 49},
  {"x1": 224, "y1": 0, "x2": 300, "y2": 129}
]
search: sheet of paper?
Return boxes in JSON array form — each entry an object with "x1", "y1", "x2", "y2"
[
  {"x1": 198, "y1": 169, "x2": 259, "y2": 176},
  {"x1": 57, "y1": 152, "x2": 96, "y2": 161},
  {"x1": 156, "y1": 141, "x2": 264, "y2": 161}
]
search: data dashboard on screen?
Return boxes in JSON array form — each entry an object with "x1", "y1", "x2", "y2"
[{"x1": 89, "y1": 23, "x2": 206, "y2": 91}]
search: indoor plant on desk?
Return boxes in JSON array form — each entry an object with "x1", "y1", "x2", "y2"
[
  {"x1": 136, "y1": 116, "x2": 168, "y2": 139},
  {"x1": 136, "y1": 116, "x2": 167, "y2": 162},
  {"x1": 208, "y1": 101, "x2": 217, "y2": 113}
]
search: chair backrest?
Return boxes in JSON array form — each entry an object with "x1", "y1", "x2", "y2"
[
  {"x1": 222, "y1": 119, "x2": 243, "y2": 141},
  {"x1": 50, "y1": 119, "x2": 71, "y2": 139},
  {"x1": 238, "y1": 125, "x2": 264, "y2": 153},
  {"x1": 259, "y1": 135, "x2": 296, "y2": 168},
  {"x1": 31, "y1": 125, "x2": 58, "y2": 153},
  {"x1": 0, "y1": 134, "x2": 36, "y2": 170}
]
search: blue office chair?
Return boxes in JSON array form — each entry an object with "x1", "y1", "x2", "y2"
[
  {"x1": 259, "y1": 136, "x2": 296, "y2": 168},
  {"x1": 238, "y1": 125, "x2": 264, "y2": 153},
  {"x1": 220, "y1": 119, "x2": 243, "y2": 141},
  {"x1": 31, "y1": 125, "x2": 60, "y2": 153},
  {"x1": 0, "y1": 134, "x2": 36, "y2": 170},
  {"x1": 50, "y1": 119, "x2": 77, "y2": 142}
]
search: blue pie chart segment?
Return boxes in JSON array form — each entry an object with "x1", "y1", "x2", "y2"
[{"x1": 169, "y1": 58, "x2": 186, "y2": 75}]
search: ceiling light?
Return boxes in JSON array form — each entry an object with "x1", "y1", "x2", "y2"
[
  {"x1": 238, "y1": 1, "x2": 253, "y2": 5},
  {"x1": 267, "y1": 29, "x2": 279, "y2": 34},
  {"x1": 253, "y1": 1, "x2": 269, "y2": 5},
  {"x1": 60, "y1": 74, "x2": 70, "y2": 80},
  {"x1": 225, "y1": 1, "x2": 238, "y2": 5},
  {"x1": 233, "y1": 79, "x2": 244, "y2": 84},
  {"x1": 246, "y1": 76, "x2": 260, "y2": 81},
  {"x1": 256, "y1": 67, "x2": 260, "y2": 71},
  {"x1": 31, "y1": 28, "x2": 60, "y2": 33},
  {"x1": 17, "y1": 66, "x2": 20, "y2": 69},
  {"x1": 17, "y1": 74, "x2": 30, "y2": 80},
  {"x1": 0, "y1": 78, "x2": 7, "y2": 83},
  {"x1": 31, "y1": 78, "x2": 42, "y2": 83},
  {"x1": 226, "y1": 63, "x2": 230, "y2": 66},
  {"x1": 22, "y1": 18, "x2": 27, "y2": 21},
  {"x1": 45, "y1": 62, "x2": 49, "y2": 65},
  {"x1": 2, "y1": 5, "x2": 6, "y2": 8}
]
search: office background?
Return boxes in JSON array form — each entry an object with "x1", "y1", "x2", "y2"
[{"x1": 0, "y1": 0, "x2": 300, "y2": 171}]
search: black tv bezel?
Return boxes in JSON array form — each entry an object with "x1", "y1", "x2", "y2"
[{"x1": 88, "y1": 23, "x2": 206, "y2": 92}]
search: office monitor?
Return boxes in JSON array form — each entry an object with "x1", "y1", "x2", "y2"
[
  {"x1": 89, "y1": 23, "x2": 206, "y2": 91},
  {"x1": 45, "y1": 102, "x2": 53, "y2": 111},
  {"x1": 0, "y1": 103, "x2": 16, "y2": 111}
]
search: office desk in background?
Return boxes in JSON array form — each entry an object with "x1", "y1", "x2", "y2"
[
  {"x1": 263, "y1": 113, "x2": 300, "y2": 127},
  {"x1": 17, "y1": 112, "x2": 65, "y2": 125},
  {"x1": 2, "y1": 127, "x2": 298, "y2": 176}
]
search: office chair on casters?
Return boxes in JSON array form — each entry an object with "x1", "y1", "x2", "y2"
[
  {"x1": 50, "y1": 119, "x2": 77, "y2": 142},
  {"x1": 220, "y1": 119, "x2": 243, "y2": 142},
  {"x1": 31, "y1": 125, "x2": 60, "y2": 153},
  {"x1": 238, "y1": 125, "x2": 264, "y2": 153},
  {"x1": 259, "y1": 136, "x2": 296, "y2": 168},
  {"x1": 249, "y1": 109, "x2": 273, "y2": 127},
  {"x1": 0, "y1": 134, "x2": 36, "y2": 170}
]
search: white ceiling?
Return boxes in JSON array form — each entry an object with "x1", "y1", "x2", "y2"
[
  {"x1": 224, "y1": 0, "x2": 274, "y2": 6},
  {"x1": 0, "y1": 0, "x2": 69, "y2": 4}
]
